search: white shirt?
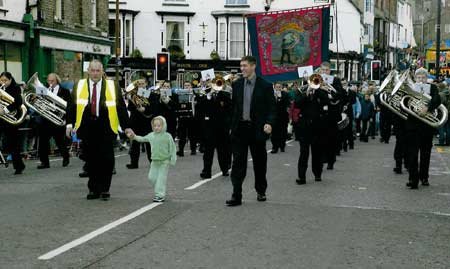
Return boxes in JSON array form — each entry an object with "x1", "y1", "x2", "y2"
[
  {"x1": 89, "y1": 79, "x2": 102, "y2": 117},
  {"x1": 49, "y1": 84, "x2": 60, "y2": 95}
]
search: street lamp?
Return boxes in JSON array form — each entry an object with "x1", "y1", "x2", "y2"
[{"x1": 115, "y1": 0, "x2": 120, "y2": 82}]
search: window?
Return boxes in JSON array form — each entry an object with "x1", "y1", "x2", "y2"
[
  {"x1": 166, "y1": 21, "x2": 185, "y2": 53},
  {"x1": 219, "y1": 22, "x2": 226, "y2": 58},
  {"x1": 229, "y1": 22, "x2": 244, "y2": 59},
  {"x1": 0, "y1": 0, "x2": 4, "y2": 8},
  {"x1": 226, "y1": 0, "x2": 247, "y2": 5},
  {"x1": 329, "y1": 16, "x2": 333, "y2": 44},
  {"x1": 108, "y1": 19, "x2": 121, "y2": 53},
  {"x1": 125, "y1": 20, "x2": 131, "y2": 56},
  {"x1": 55, "y1": 0, "x2": 63, "y2": 20},
  {"x1": 74, "y1": 0, "x2": 82, "y2": 24},
  {"x1": 365, "y1": 0, "x2": 372, "y2": 12},
  {"x1": 90, "y1": 0, "x2": 97, "y2": 27}
]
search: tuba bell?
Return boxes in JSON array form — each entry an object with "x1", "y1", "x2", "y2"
[
  {"x1": 24, "y1": 73, "x2": 67, "y2": 126},
  {"x1": 124, "y1": 79, "x2": 152, "y2": 118},
  {"x1": 379, "y1": 70, "x2": 410, "y2": 120},
  {"x1": 0, "y1": 84, "x2": 27, "y2": 125},
  {"x1": 400, "y1": 81, "x2": 448, "y2": 129}
]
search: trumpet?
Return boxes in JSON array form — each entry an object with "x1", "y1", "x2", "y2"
[
  {"x1": 124, "y1": 80, "x2": 152, "y2": 118},
  {"x1": 24, "y1": 73, "x2": 67, "y2": 126},
  {"x1": 0, "y1": 84, "x2": 27, "y2": 125}
]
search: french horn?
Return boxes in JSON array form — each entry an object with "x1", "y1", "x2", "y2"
[
  {"x1": 0, "y1": 84, "x2": 27, "y2": 125},
  {"x1": 24, "y1": 73, "x2": 67, "y2": 126}
]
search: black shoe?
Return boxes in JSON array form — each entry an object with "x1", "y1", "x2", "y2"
[
  {"x1": 349, "y1": 146, "x2": 354, "y2": 150},
  {"x1": 37, "y1": 163, "x2": 50, "y2": 169},
  {"x1": 421, "y1": 179, "x2": 430, "y2": 186},
  {"x1": 406, "y1": 182, "x2": 418, "y2": 189},
  {"x1": 226, "y1": 197, "x2": 242, "y2": 206},
  {"x1": 296, "y1": 178, "x2": 306, "y2": 185},
  {"x1": 177, "y1": 151, "x2": 184, "y2": 157},
  {"x1": 222, "y1": 171, "x2": 229, "y2": 177},
  {"x1": 200, "y1": 172, "x2": 211, "y2": 179},
  {"x1": 315, "y1": 177, "x2": 322, "y2": 182},
  {"x1": 79, "y1": 171, "x2": 89, "y2": 178},
  {"x1": 393, "y1": 167, "x2": 402, "y2": 174},
  {"x1": 327, "y1": 164, "x2": 334, "y2": 170},
  {"x1": 112, "y1": 168, "x2": 116, "y2": 175},
  {"x1": 191, "y1": 151, "x2": 197, "y2": 155},
  {"x1": 100, "y1": 192, "x2": 110, "y2": 201},
  {"x1": 86, "y1": 192, "x2": 100, "y2": 200},
  {"x1": 280, "y1": 148, "x2": 285, "y2": 152},
  {"x1": 257, "y1": 193, "x2": 267, "y2": 202},
  {"x1": 343, "y1": 147, "x2": 348, "y2": 152},
  {"x1": 270, "y1": 149, "x2": 278, "y2": 154},
  {"x1": 62, "y1": 158, "x2": 70, "y2": 167},
  {"x1": 14, "y1": 168, "x2": 24, "y2": 175},
  {"x1": 126, "y1": 164, "x2": 138, "y2": 169}
]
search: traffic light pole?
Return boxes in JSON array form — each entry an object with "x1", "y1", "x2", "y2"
[
  {"x1": 115, "y1": 0, "x2": 120, "y2": 82},
  {"x1": 436, "y1": 0, "x2": 441, "y2": 79}
]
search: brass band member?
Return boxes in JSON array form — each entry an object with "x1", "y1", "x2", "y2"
[
  {"x1": 126, "y1": 79, "x2": 153, "y2": 169},
  {"x1": 176, "y1": 82, "x2": 198, "y2": 156},
  {"x1": 270, "y1": 82, "x2": 290, "y2": 153},
  {"x1": 0, "y1": 72, "x2": 26, "y2": 174},
  {"x1": 37, "y1": 73, "x2": 71, "y2": 169},
  {"x1": 66, "y1": 60, "x2": 134, "y2": 200},
  {"x1": 294, "y1": 74, "x2": 330, "y2": 184},
  {"x1": 405, "y1": 68, "x2": 441, "y2": 189}
]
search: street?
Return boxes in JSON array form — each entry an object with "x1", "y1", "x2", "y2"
[{"x1": 1, "y1": 138, "x2": 450, "y2": 269}]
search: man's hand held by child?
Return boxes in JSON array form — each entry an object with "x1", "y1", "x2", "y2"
[{"x1": 125, "y1": 128, "x2": 135, "y2": 139}]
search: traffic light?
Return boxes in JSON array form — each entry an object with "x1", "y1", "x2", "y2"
[
  {"x1": 156, "y1": 53, "x2": 170, "y2": 81},
  {"x1": 371, "y1": 60, "x2": 381, "y2": 81}
]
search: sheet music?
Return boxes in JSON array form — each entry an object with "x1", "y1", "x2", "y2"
[
  {"x1": 321, "y1": 74, "x2": 334, "y2": 85},
  {"x1": 297, "y1": 65, "x2": 313, "y2": 79},
  {"x1": 413, "y1": 83, "x2": 430, "y2": 95},
  {"x1": 35, "y1": 85, "x2": 48, "y2": 96},
  {"x1": 137, "y1": 87, "x2": 151, "y2": 98}
]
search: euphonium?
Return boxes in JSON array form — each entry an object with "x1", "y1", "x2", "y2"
[
  {"x1": 399, "y1": 82, "x2": 448, "y2": 129},
  {"x1": 24, "y1": 73, "x2": 67, "y2": 126},
  {"x1": 124, "y1": 80, "x2": 152, "y2": 118},
  {"x1": 0, "y1": 84, "x2": 27, "y2": 125},
  {"x1": 379, "y1": 70, "x2": 410, "y2": 120}
]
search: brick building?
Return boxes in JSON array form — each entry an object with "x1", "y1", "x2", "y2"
[{"x1": 0, "y1": 0, "x2": 112, "y2": 85}]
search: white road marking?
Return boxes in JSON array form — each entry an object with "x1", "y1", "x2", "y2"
[
  {"x1": 38, "y1": 202, "x2": 162, "y2": 260},
  {"x1": 184, "y1": 140, "x2": 294, "y2": 190},
  {"x1": 337, "y1": 204, "x2": 450, "y2": 217}
]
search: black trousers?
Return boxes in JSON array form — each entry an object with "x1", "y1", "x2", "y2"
[
  {"x1": 360, "y1": 119, "x2": 370, "y2": 141},
  {"x1": 325, "y1": 124, "x2": 338, "y2": 165},
  {"x1": 298, "y1": 131, "x2": 324, "y2": 179},
  {"x1": 230, "y1": 122, "x2": 268, "y2": 199},
  {"x1": 271, "y1": 120, "x2": 288, "y2": 151},
  {"x1": 406, "y1": 130, "x2": 433, "y2": 184},
  {"x1": 342, "y1": 118, "x2": 354, "y2": 149},
  {"x1": 1, "y1": 123, "x2": 25, "y2": 171},
  {"x1": 379, "y1": 112, "x2": 392, "y2": 142},
  {"x1": 394, "y1": 126, "x2": 407, "y2": 168},
  {"x1": 129, "y1": 140, "x2": 151, "y2": 166},
  {"x1": 38, "y1": 122, "x2": 69, "y2": 165},
  {"x1": 177, "y1": 117, "x2": 197, "y2": 152},
  {"x1": 202, "y1": 132, "x2": 231, "y2": 175},
  {"x1": 82, "y1": 119, "x2": 115, "y2": 194}
]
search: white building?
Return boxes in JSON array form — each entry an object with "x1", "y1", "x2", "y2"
[
  {"x1": 0, "y1": 0, "x2": 28, "y2": 81},
  {"x1": 388, "y1": 0, "x2": 416, "y2": 66},
  {"x1": 110, "y1": 0, "x2": 363, "y2": 80}
]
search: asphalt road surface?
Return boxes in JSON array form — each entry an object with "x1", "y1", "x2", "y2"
[{"x1": 1, "y1": 137, "x2": 450, "y2": 268}]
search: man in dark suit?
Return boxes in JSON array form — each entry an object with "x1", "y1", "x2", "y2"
[
  {"x1": 226, "y1": 56, "x2": 276, "y2": 207},
  {"x1": 37, "y1": 73, "x2": 72, "y2": 169},
  {"x1": 66, "y1": 60, "x2": 133, "y2": 200}
]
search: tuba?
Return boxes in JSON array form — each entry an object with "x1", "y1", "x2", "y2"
[
  {"x1": 124, "y1": 80, "x2": 152, "y2": 118},
  {"x1": 24, "y1": 73, "x2": 67, "y2": 126},
  {"x1": 379, "y1": 70, "x2": 410, "y2": 120},
  {"x1": 0, "y1": 84, "x2": 27, "y2": 125},
  {"x1": 400, "y1": 82, "x2": 448, "y2": 129}
]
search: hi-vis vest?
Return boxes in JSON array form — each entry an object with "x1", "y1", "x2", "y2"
[{"x1": 75, "y1": 79, "x2": 119, "y2": 134}]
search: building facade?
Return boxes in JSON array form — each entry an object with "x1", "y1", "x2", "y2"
[
  {"x1": 109, "y1": 0, "x2": 364, "y2": 81},
  {"x1": 0, "y1": 0, "x2": 112, "y2": 84}
]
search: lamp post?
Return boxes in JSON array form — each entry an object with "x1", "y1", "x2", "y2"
[
  {"x1": 436, "y1": 0, "x2": 442, "y2": 78},
  {"x1": 115, "y1": 0, "x2": 120, "y2": 82}
]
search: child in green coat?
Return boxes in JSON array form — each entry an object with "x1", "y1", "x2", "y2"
[{"x1": 131, "y1": 116, "x2": 177, "y2": 202}]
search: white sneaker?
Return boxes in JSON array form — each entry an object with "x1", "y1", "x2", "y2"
[{"x1": 153, "y1": 196, "x2": 165, "y2": 202}]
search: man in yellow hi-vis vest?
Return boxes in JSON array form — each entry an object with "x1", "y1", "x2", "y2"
[{"x1": 66, "y1": 60, "x2": 134, "y2": 200}]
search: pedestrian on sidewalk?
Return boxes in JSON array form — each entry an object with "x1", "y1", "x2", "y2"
[
  {"x1": 360, "y1": 93, "x2": 375, "y2": 142},
  {"x1": 130, "y1": 116, "x2": 177, "y2": 202}
]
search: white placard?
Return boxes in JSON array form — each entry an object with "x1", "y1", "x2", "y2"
[
  {"x1": 137, "y1": 87, "x2": 151, "y2": 98},
  {"x1": 414, "y1": 83, "x2": 431, "y2": 95},
  {"x1": 201, "y1": 68, "x2": 215, "y2": 81},
  {"x1": 83, "y1": 62, "x2": 90, "y2": 72},
  {"x1": 297, "y1": 65, "x2": 314, "y2": 79},
  {"x1": 161, "y1": 88, "x2": 172, "y2": 97},
  {"x1": 321, "y1": 74, "x2": 335, "y2": 85}
]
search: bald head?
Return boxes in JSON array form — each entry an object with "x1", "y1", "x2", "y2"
[{"x1": 88, "y1": 60, "x2": 104, "y2": 82}]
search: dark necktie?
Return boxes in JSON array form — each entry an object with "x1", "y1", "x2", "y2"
[{"x1": 91, "y1": 83, "x2": 97, "y2": 116}]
